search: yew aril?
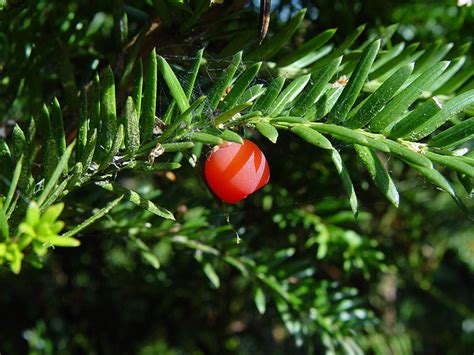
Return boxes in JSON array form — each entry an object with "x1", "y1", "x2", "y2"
[{"x1": 204, "y1": 139, "x2": 270, "y2": 204}]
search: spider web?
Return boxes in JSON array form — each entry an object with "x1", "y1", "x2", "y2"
[
  {"x1": 155, "y1": 45, "x2": 357, "y2": 234},
  {"x1": 156, "y1": 46, "x2": 290, "y2": 235}
]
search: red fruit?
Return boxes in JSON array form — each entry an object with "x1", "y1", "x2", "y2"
[{"x1": 204, "y1": 139, "x2": 270, "y2": 204}]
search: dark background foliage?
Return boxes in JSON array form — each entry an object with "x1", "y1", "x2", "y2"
[{"x1": 1, "y1": 0, "x2": 473, "y2": 354}]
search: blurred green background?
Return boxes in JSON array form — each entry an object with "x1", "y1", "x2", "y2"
[{"x1": 0, "y1": 0, "x2": 473, "y2": 354}]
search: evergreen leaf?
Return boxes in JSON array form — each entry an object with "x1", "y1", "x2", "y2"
[
  {"x1": 430, "y1": 56, "x2": 467, "y2": 93},
  {"x1": 269, "y1": 74, "x2": 311, "y2": 116},
  {"x1": 290, "y1": 56, "x2": 342, "y2": 117},
  {"x1": 90, "y1": 74, "x2": 101, "y2": 138},
  {"x1": 207, "y1": 51, "x2": 242, "y2": 111},
  {"x1": 203, "y1": 128, "x2": 244, "y2": 144},
  {"x1": 77, "y1": 90, "x2": 88, "y2": 160},
  {"x1": 38, "y1": 142, "x2": 75, "y2": 207},
  {"x1": 132, "y1": 59, "x2": 144, "y2": 119},
  {"x1": 188, "y1": 132, "x2": 224, "y2": 145},
  {"x1": 51, "y1": 98, "x2": 67, "y2": 162},
  {"x1": 141, "y1": 48, "x2": 158, "y2": 142},
  {"x1": 160, "y1": 96, "x2": 207, "y2": 141},
  {"x1": 99, "y1": 66, "x2": 117, "y2": 155},
  {"x1": 425, "y1": 151, "x2": 474, "y2": 177},
  {"x1": 95, "y1": 181, "x2": 175, "y2": 220},
  {"x1": 433, "y1": 63, "x2": 474, "y2": 95},
  {"x1": 387, "y1": 97, "x2": 442, "y2": 138},
  {"x1": 203, "y1": 262, "x2": 220, "y2": 289},
  {"x1": 407, "y1": 89, "x2": 474, "y2": 140},
  {"x1": 410, "y1": 164, "x2": 456, "y2": 197},
  {"x1": 80, "y1": 129, "x2": 98, "y2": 173},
  {"x1": 329, "y1": 39, "x2": 381, "y2": 123},
  {"x1": 220, "y1": 62, "x2": 262, "y2": 111},
  {"x1": 346, "y1": 63, "x2": 414, "y2": 129},
  {"x1": 3, "y1": 156, "x2": 23, "y2": 215},
  {"x1": 383, "y1": 140, "x2": 432, "y2": 168},
  {"x1": 355, "y1": 145, "x2": 399, "y2": 207},
  {"x1": 61, "y1": 195, "x2": 124, "y2": 238},
  {"x1": 124, "y1": 97, "x2": 140, "y2": 154},
  {"x1": 413, "y1": 41, "x2": 453, "y2": 76},
  {"x1": 238, "y1": 84, "x2": 266, "y2": 104},
  {"x1": 256, "y1": 122, "x2": 279, "y2": 143},
  {"x1": 331, "y1": 149, "x2": 358, "y2": 217},
  {"x1": 369, "y1": 42, "x2": 420, "y2": 80},
  {"x1": 157, "y1": 55, "x2": 190, "y2": 113},
  {"x1": 313, "y1": 86, "x2": 344, "y2": 119},
  {"x1": 429, "y1": 117, "x2": 474, "y2": 148},
  {"x1": 369, "y1": 61, "x2": 450, "y2": 132},
  {"x1": 214, "y1": 102, "x2": 252, "y2": 126},
  {"x1": 291, "y1": 126, "x2": 332, "y2": 150},
  {"x1": 254, "y1": 287, "x2": 267, "y2": 314},
  {"x1": 101, "y1": 124, "x2": 124, "y2": 169},
  {"x1": 162, "y1": 142, "x2": 195, "y2": 152},
  {"x1": 124, "y1": 161, "x2": 181, "y2": 172},
  {"x1": 185, "y1": 48, "x2": 204, "y2": 100},
  {"x1": 254, "y1": 76, "x2": 286, "y2": 113}
]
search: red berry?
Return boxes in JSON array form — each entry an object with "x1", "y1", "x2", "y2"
[{"x1": 204, "y1": 139, "x2": 270, "y2": 204}]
